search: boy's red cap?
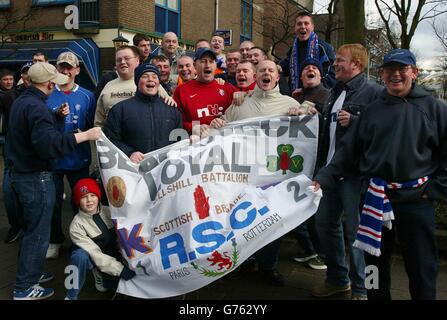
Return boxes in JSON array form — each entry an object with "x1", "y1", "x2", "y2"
[{"x1": 72, "y1": 178, "x2": 101, "y2": 206}]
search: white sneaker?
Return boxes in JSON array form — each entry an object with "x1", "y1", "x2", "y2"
[
  {"x1": 293, "y1": 253, "x2": 317, "y2": 263},
  {"x1": 92, "y1": 268, "x2": 108, "y2": 292},
  {"x1": 46, "y1": 244, "x2": 61, "y2": 259}
]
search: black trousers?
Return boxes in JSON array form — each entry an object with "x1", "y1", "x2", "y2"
[{"x1": 365, "y1": 199, "x2": 438, "y2": 300}]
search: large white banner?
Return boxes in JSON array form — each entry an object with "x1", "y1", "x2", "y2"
[{"x1": 97, "y1": 115, "x2": 321, "y2": 299}]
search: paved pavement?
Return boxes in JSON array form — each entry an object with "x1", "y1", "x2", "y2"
[{"x1": 0, "y1": 159, "x2": 446, "y2": 301}]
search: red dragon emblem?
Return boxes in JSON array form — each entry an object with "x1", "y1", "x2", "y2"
[{"x1": 207, "y1": 251, "x2": 233, "y2": 270}]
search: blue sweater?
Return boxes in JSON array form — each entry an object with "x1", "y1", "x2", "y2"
[
  {"x1": 5, "y1": 87, "x2": 77, "y2": 173},
  {"x1": 47, "y1": 84, "x2": 96, "y2": 171}
]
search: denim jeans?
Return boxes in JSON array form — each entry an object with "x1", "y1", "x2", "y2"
[
  {"x1": 293, "y1": 215, "x2": 320, "y2": 256},
  {"x1": 365, "y1": 199, "x2": 438, "y2": 300},
  {"x1": 50, "y1": 168, "x2": 89, "y2": 244},
  {"x1": 2, "y1": 167, "x2": 22, "y2": 233},
  {"x1": 11, "y1": 172, "x2": 55, "y2": 291},
  {"x1": 66, "y1": 248, "x2": 118, "y2": 300},
  {"x1": 315, "y1": 177, "x2": 366, "y2": 296},
  {"x1": 255, "y1": 238, "x2": 282, "y2": 271}
]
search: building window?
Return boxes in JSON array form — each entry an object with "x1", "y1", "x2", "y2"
[
  {"x1": 32, "y1": 0, "x2": 75, "y2": 6},
  {"x1": 0, "y1": 0, "x2": 10, "y2": 8},
  {"x1": 155, "y1": 0, "x2": 181, "y2": 36},
  {"x1": 240, "y1": 0, "x2": 253, "y2": 43},
  {"x1": 77, "y1": 0, "x2": 99, "y2": 26}
]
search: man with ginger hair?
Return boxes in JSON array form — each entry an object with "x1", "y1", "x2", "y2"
[{"x1": 312, "y1": 43, "x2": 382, "y2": 300}]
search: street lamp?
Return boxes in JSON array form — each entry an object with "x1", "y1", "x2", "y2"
[{"x1": 112, "y1": 26, "x2": 129, "y2": 49}]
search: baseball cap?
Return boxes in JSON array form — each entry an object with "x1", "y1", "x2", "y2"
[
  {"x1": 380, "y1": 49, "x2": 416, "y2": 67},
  {"x1": 28, "y1": 62, "x2": 69, "y2": 85},
  {"x1": 20, "y1": 62, "x2": 33, "y2": 74},
  {"x1": 194, "y1": 47, "x2": 217, "y2": 61},
  {"x1": 56, "y1": 51, "x2": 79, "y2": 67}
]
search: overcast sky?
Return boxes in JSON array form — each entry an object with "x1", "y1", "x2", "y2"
[{"x1": 313, "y1": 0, "x2": 446, "y2": 69}]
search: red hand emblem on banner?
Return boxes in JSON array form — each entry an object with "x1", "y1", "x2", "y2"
[
  {"x1": 280, "y1": 151, "x2": 290, "y2": 173},
  {"x1": 194, "y1": 185, "x2": 210, "y2": 219}
]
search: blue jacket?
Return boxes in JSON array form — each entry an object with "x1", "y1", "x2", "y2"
[
  {"x1": 315, "y1": 84, "x2": 447, "y2": 203},
  {"x1": 104, "y1": 90, "x2": 182, "y2": 156},
  {"x1": 5, "y1": 87, "x2": 77, "y2": 173},
  {"x1": 47, "y1": 84, "x2": 96, "y2": 171},
  {"x1": 281, "y1": 37, "x2": 336, "y2": 90},
  {"x1": 317, "y1": 73, "x2": 383, "y2": 172}
]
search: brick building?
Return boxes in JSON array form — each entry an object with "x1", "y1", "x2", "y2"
[{"x1": 0, "y1": 0, "x2": 312, "y2": 90}]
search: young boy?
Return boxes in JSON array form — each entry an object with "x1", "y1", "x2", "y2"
[{"x1": 66, "y1": 178, "x2": 135, "y2": 300}]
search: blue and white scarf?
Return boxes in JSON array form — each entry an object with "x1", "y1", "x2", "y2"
[
  {"x1": 353, "y1": 176, "x2": 429, "y2": 257},
  {"x1": 290, "y1": 32, "x2": 320, "y2": 91}
]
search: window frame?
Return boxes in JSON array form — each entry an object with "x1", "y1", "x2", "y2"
[
  {"x1": 31, "y1": 0, "x2": 76, "y2": 7},
  {"x1": 155, "y1": 0, "x2": 181, "y2": 37},
  {"x1": 240, "y1": 0, "x2": 253, "y2": 43},
  {"x1": 0, "y1": 0, "x2": 11, "y2": 9}
]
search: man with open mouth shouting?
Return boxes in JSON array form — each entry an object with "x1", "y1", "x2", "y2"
[
  {"x1": 103, "y1": 63, "x2": 182, "y2": 165},
  {"x1": 209, "y1": 59, "x2": 315, "y2": 287},
  {"x1": 280, "y1": 11, "x2": 336, "y2": 98},
  {"x1": 173, "y1": 48, "x2": 238, "y2": 135}
]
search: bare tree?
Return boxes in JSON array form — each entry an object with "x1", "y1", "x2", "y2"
[
  {"x1": 374, "y1": 0, "x2": 447, "y2": 49},
  {"x1": 314, "y1": 0, "x2": 344, "y2": 43},
  {"x1": 432, "y1": 17, "x2": 447, "y2": 52},
  {"x1": 0, "y1": 6, "x2": 41, "y2": 61},
  {"x1": 0, "y1": 6, "x2": 38, "y2": 45}
]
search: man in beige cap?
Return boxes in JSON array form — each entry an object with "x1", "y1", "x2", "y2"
[
  {"x1": 45, "y1": 52, "x2": 97, "y2": 259},
  {"x1": 5, "y1": 61, "x2": 102, "y2": 300}
]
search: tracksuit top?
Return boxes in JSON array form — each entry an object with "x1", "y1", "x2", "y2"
[{"x1": 47, "y1": 84, "x2": 96, "y2": 171}]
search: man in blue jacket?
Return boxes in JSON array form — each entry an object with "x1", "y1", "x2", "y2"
[
  {"x1": 314, "y1": 49, "x2": 447, "y2": 300},
  {"x1": 6, "y1": 62, "x2": 101, "y2": 300},
  {"x1": 104, "y1": 63, "x2": 182, "y2": 164},
  {"x1": 312, "y1": 44, "x2": 383, "y2": 300},
  {"x1": 280, "y1": 11, "x2": 336, "y2": 96},
  {"x1": 45, "y1": 52, "x2": 97, "y2": 259}
]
